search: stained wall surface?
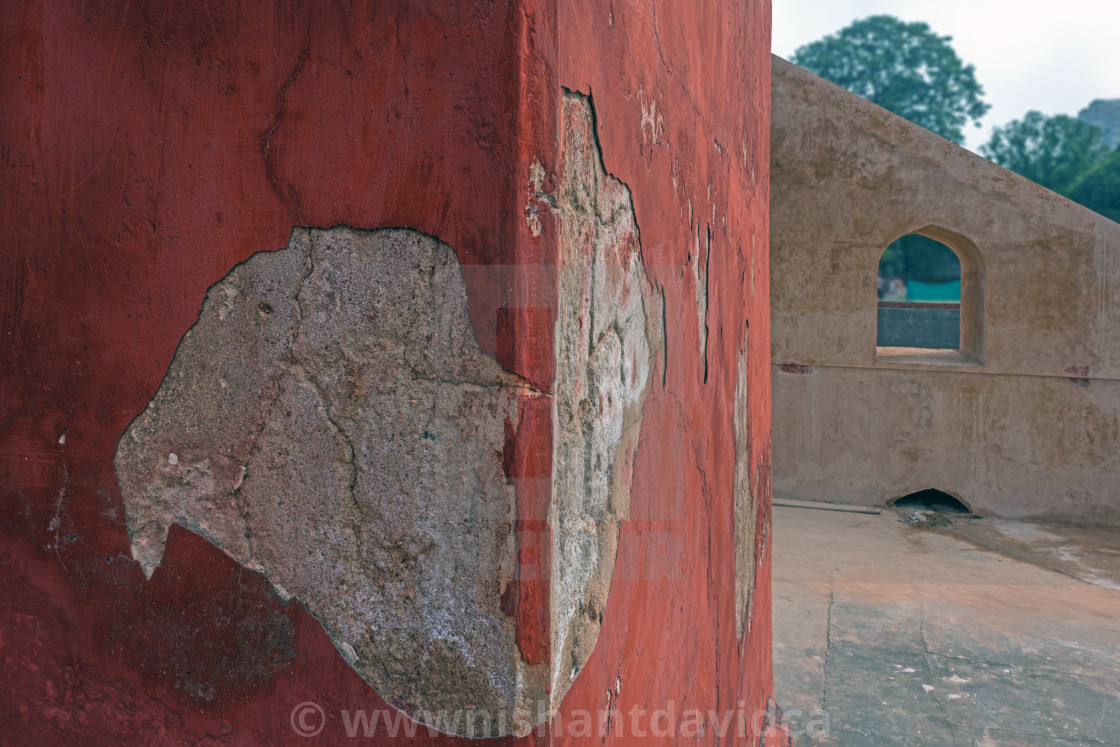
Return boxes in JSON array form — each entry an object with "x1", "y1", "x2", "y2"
[
  {"x1": 771, "y1": 56, "x2": 1120, "y2": 525},
  {"x1": 556, "y1": 2, "x2": 777, "y2": 742},
  {"x1": 1, "y1": 2, "x2": 777, "y2": 743}
]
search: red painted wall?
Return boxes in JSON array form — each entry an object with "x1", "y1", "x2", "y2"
[
  {"x1": 555, "y1": 2, "x2": 776, "y2": 742},
  {"x1": 1, "y1": 1, "x2": 775, "y2": 743}
]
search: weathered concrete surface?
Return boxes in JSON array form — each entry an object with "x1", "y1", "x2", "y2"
[
  {"x1": 772, "y1": 505, "x2": 1120, "y2": 745},
  {"x1": 941, "y1": 518, "x2": 1120, "y2": 591},
  {"x1": 771, "y1": 56, "x2": 1120, "y2": 524}
]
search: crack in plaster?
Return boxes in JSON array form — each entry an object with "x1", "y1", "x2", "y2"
[
  {"x1": 821, "y1": 587, "x2": 835, "y2": 715},
  {"x1": 695, "y1": 226, "x2": 711, "y2": 382},
  {"x1": 260, "y1": 21, "x2": 311, "y2": 224}
]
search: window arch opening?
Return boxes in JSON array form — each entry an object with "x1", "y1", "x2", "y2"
[
  {"x1": 877, "y1": 234, "x2": 961, "y2": 349},
  {"x1": 875, "y1": 226, "x2": 985, "y2": 363}
]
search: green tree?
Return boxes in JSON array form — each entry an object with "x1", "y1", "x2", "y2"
[
  {"x1": 981, "y1": 111, "x2": 1111, "y2": 194},
  {"x1": 1067, "y1": 148, "x2": 1120, "y2": 224},
  {"x1": 792, "y1": 15, "x2": 990, "y2": 145},
  {"x1": 879, "y1": 235, "x2": 960, "y2": 284}
]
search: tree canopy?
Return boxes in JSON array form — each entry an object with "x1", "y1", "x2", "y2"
[
  {"x1": 878, "y1": 234, "x2": 961, "y2": 284},
  {"x1": 1067, "y1": 148, "x2": 1120, "y2": 224},
  {"x1": 981, "y1": 111, "x2": 1112, "y2": 195},
  {"x1": 792, "y1": 15, "x2": 990, "y2": 145}
]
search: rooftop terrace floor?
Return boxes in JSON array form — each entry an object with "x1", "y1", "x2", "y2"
[{"x1": 772, "y1": 504, "x2": 1120, "y2": 745}]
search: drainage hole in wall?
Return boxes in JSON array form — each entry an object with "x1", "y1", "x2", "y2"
[{"x1": 891, "y1": 489, "x2": 971, "y2": 526}]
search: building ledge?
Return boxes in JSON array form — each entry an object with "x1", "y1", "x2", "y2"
[{"x1": 875, "y1": 347, "x2": 983, "y2": 367}]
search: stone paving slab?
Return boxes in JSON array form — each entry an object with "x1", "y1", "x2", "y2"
[{"x1": 772, "y1": 507, "x2": 1120, "y2": 746}]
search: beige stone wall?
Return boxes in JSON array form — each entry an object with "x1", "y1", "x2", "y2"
[{"x1": 771, "y1": 56, "x2": 1120, "y2": 524}]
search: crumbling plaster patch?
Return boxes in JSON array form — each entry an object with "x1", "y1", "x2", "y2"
[
  {"x1": 114, "y1": 91, "x2": 657, "y2": 736},
  {"x1": 550, "y1": 89, "x2": 658, "y2": 703},
  {"x1": 116, "y1": 228, "x2": 537, "y2": 732},
  {"x1": 734, "y1": 327, "x2": 758, "y2": 641},
  {"x1": 694, "y1": 227, "x2": 711, "y2": 381}
]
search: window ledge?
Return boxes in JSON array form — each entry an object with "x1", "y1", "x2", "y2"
[{"x1": 875, "y1": 347, "x2": 983, "y2": 367}]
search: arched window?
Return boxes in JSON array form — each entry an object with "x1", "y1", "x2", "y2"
[{"x1": 876, "y1": 227, "x2": 985, "y2": 363}]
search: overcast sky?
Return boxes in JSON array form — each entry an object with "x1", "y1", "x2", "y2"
[{"x1": 772, "y1": 0, "x2": 1120, "y2": 152}]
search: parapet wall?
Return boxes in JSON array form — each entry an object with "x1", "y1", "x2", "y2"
[{"x1": 771, "y1": 56, "x2": 1120, "y2": 525}]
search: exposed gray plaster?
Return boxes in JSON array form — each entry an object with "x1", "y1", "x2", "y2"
[
  {"x1": 694, "y1": 226, "x2": 710, "y2": 382},
  {"x1": 116, "y1": 91, "x2": 656, "y2": 738},
  {"x1": 735, "y1": 327, "x2": 758, "y2": 641},
  {"x1": 550, "y1": 89, "x2": 657, "y2": 704}
]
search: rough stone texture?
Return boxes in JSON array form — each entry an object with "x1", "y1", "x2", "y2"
[
  {"x1": 116, "y1": 227, "x2": 542, "y2": 732},
  {"x1": 550, "y1": 91, "x2": 655, "y2": 703},
  {"x1": 771, "y1": 56, "x2": 1120, "y2": 525}
]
